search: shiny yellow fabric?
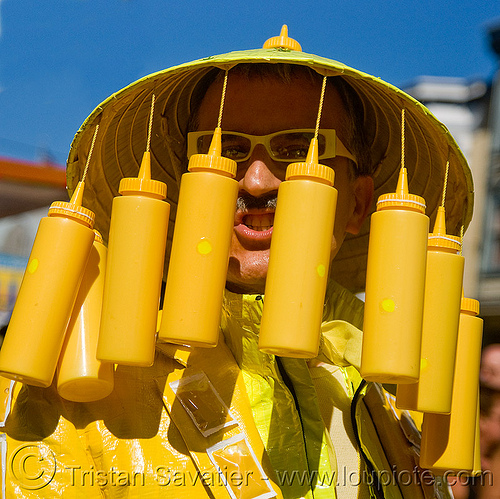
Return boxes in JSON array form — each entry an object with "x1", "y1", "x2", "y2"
[
  {"x1": 0, "y1": 280, "x2": 452, "y2": 498},
  {"x1": 0, "y1": 341, "x2": 283, "y2": 498},
  {"x1": 221, "y1": 292, "x2": 318, "y2": 498},
  {"x1": 2, "y1": 351, "x2": 210, "y2": 498},
  {"x1": 220, "y1": 280, "x2": 378, "y2": 499}
]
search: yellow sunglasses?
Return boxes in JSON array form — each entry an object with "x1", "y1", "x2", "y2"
[{"x1": 187, "y1": 129, "x2": 357, "y2": 164}]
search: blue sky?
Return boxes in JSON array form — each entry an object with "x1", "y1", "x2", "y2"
[{"x1": 0, "y1": 0, "x2": 498, "y2": 166}]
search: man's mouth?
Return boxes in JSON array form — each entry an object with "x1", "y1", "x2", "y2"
[
  {"x1": 234, "y1": 210, "x2": 275, "y2": 245},
  {"x1": 242, "y1": 213, "x2": 275, "y2": 231},
  {"x1": 233, "y1": 194, "x2": 277, "y2": 244}
]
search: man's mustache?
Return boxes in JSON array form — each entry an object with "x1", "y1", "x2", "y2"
[{"x1": 236, "y1": 193, "x2": 278, "y2": 211}]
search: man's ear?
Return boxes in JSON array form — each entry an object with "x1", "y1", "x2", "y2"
[{"x1": 345, "y1": 176, "x2": 374, "y2": 235}]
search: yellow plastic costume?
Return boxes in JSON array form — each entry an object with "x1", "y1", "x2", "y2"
[
  {"x1": 1, "y1": 280, "x2": 451, "y2": 498},
  {"x1": 0, "y1": 26, "x2": 472, "y2": 499}
]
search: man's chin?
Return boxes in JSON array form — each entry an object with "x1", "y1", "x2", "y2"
[
  {"x1": 225, "y1": 282, "x2": 266, "y2": 295},
  {"x1": 226, "y1": 256, "x2": 268, "y2": 295}
]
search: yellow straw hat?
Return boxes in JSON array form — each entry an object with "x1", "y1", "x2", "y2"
[{"x1": 67, "y1": 26, "x2": 473, "y2": 292}]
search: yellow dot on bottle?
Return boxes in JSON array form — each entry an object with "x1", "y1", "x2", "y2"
[
  {"x1": 420, "y1": 358, "x2": 428, "y2": 371},
  {"x1": 28, "y1": 259, "x2": 39, "y2": 274},
  {"x1": 197, "y1": 239, "x2": 212, "y2": 255},
  {"x1": 317, "y1": 264, "x2": 326, "y2": 277},
  {"x1": 381, "y1": 298, "x2": 395, "y2": 313}
]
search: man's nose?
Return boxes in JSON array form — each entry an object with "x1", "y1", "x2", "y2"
[{"x1": 238, "y1": 145, "x2": 282, "y2": 197}]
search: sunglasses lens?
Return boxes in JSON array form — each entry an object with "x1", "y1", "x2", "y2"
[
  {"x1": 317, "y1": 134, "x2": 327, "y2": 156},
  {"x1": 196, "y1": 134, "x2": 212, "y2": 154},
  {"x1": 270, "y1": 132, "x2": 327, "y2": 160},
  {"x1": 270, "y1": 132, "x2": 311, "y2": 160},
  {"x1": 221, "y1": 134, "x2": 252, "y2": 161},
  {"x1": 196, "y1": 134, "x2": 252, "y2": 161}
]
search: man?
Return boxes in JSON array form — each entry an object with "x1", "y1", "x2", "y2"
[
  {"x1": 194, "y1": 64, "x2": 374, "y2": 294},
  {"x1": 480, "y1": 344, "x2": 500, "y2": 391},
  {"x1": 1, "y1": 27, "x2": 473, "y2": 498}
]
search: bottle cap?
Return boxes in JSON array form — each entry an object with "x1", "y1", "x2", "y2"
[
  {"x1": 263, "y1": 25, "x2": 302, "y2": 52},
  {"x1": 461, "y1": 297, "x2": 480, "y2": 316},
  {"x1": 285, "y1": 138, "x2": 335, "y2": 186},
  {"x1": 48, "y1": 181, "x2": 96, "y2": 228},
  {"x1": 93, "y1": 230, "x2": 104, "y2": 244},
  {"x1": 188, "y1": 128, "x2": 237, "y2": 177},
  {"x1": 188, "y1": 155, "x2": 237, "y2": 176},
  {"x1": 119, "y1": 152, "x2": 167, "y2": 199},
  {"x1": 427, "y1": 206, "x2": 461, "y2": 252},
  {"x1": 377, "y1": 167, "x2": 426, "y2": 213}
]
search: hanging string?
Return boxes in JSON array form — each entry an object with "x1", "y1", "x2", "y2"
[
  {"x1": 217, "y1": 70, "x2": 229, "y2": 129},
  {"x1": 81, "y1": 124, "x2": 100, "y2": 183},
  {"x1": 146, "y1": 94, "x2": 156, "y2": 153},
  {"x1": 460, "y1": 225, "x2": 464, "y2": 256},
  {"x1": 314, "y1": 76, "x2": 328, "y2": 140},
  {"x1": 401, "y1": 108, "x2": 405, "y2": 171},
  {"x1": 441, "y1": 160, "x2": 450, "y2": 208}
]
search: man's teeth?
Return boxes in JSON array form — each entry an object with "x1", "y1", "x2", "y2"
[{"x1": 243, "y1": 213, "x2": 274, "y2": 231}]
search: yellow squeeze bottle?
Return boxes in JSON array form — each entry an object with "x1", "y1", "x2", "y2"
[
  {"x1": 397, "y1": 207, "x2": 464, "y2": 413},
  {"x1": 360, "y1": 167, "x2": 429, "y2": 383},
  {"x1": 0, "y1": 182, "x2": 95, "y2": 387},
  {"x1": 159, "y1": 128, "x2": 238, "y2": 347},
  {"x1": 259, "y1": 139, "x2": 337, "y2": 358},
  {"x1": 419, "y1": 297, "x2": 483, "y2": 472},
  {"x1": 97, "y1": 152, "x2": 169, "y2": 366},
  {"x1": 57, "y1": 230, "x2": 114, "y2": 402}
]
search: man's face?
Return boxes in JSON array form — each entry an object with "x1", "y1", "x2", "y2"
[
  {"x1": 481, "y1": 345, "x2": 500, "y2": 390},
  {"x1": 196, "y1": 72, "x2": 370, "y2": 294}
]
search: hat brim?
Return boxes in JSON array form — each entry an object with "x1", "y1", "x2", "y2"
[{"x1": 67, "y1": 48, "x2": 473, "y2": 292}]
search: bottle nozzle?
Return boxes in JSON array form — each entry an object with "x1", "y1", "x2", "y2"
[
  {"x1": 69, "y1": 181, "x2": 85, "y2": 206},
  {"x1": 376, "y1": 166, "x2": 426, "y2": 213},
  {"x1": 432, "y1": 206, "x2": 447, "y2": 236},
  {"x1": 118, "y1": 150, "x2": 166, "y2": 199},
  {"x1": 187, "y1": 127, "x2": 236, "y2": 177},
  {"x1": 208, "y1": 128, "x2": 222, "y2": 157},
  {"x1": 396, "y1": 167, "x2": 409, "y2": 197},
  {"x1": 138, "y1": 152, "x2": 152, "y2": 180},
  {"x1": 49, "y1": 180, "x2": 95, "y2": 227},
  {"x1": 285, "y1": 137, "x2": 334, "y2": 185},
  {"x1": 427, "y1": 204, "x2": 461, "y2": 251},
  {"x1": 306, "y1": 138, "x2": 319, "y2": 165}
]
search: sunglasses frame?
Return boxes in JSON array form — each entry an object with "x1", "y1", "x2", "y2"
[{"x1": 186, "y1": 128, "x2": 357, "y2": 164}]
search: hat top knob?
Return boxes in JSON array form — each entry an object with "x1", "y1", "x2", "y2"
[{"x1": 263, "y1": 25, "x2": 302, "y2": 52}]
